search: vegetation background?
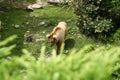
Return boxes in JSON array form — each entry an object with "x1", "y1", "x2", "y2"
[{"x1": 0, "y1": 0, "x2": 120, "y2": 80}]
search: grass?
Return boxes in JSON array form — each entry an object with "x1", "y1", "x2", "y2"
[{"x1": 0, "y1": 5, "x2": 105, "y2": 57}]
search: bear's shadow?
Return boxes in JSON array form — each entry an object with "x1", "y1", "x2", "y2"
[{"x1": 65, "y1": 38, "x2": 75, "y2": 50}]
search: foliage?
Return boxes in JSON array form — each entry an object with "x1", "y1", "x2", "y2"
[
  {"x1": 0, "y1": 35, "x2": 17, "y2": 57},
  {"x1": 0, "y1": 36, "x2": 120, "y2": 80},
  {"x1": 111, "y1": 28, "x2": 120, "y2": 43},
  {"x1": 72, "y1": 0, "x2": 120, "y2": 40}
]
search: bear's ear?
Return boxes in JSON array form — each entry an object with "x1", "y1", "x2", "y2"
[
  {"x1": 53, "y1": 35, "x2": 57, "y2": 41},
  {"x1": 46, "y1": 34, "x2": 50, "y2": 38}
]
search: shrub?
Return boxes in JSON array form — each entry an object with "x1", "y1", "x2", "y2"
[
  {"x1": 72, "y1": 0, "x2": 120, "y2": 41},
  {"x1": 24, "y1": 45, "x2": 120, "y2": 80},
  {"x1": 0, "y1": 36, "x2": 120, "y2": 80},
  {"x1": 111, "y1": 28, "x2": 120, "y2": 43}
]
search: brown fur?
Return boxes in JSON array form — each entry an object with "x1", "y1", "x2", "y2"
[
  {"x1": 48, "y1": 27, "x2": 61, "y2": 38},
  {"x1": 47, "y1": 22, "x2": 67, "y2": 55}
]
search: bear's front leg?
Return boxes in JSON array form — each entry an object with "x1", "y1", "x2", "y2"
[{"x1": 56, "y1": 41, "x2": 62, "y2": 55}]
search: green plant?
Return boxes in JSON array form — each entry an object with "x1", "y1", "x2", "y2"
[
  {"x1": 0, "y1": 36, "x2": 120, "y2": 80},
  {"x1": 72, "y1": 0, "x2": 120, "y2": 41},
  {"x1": 111, "y1": 28, "x2": 120, "y2": 43},
  {"x1": 0, "y1": 35, "x2": 23, "y2": 80},
  {"x1": 20, "y1": 45, "x2": 120, "y2": 80},
  {"x1": 0, "y1": 35, "x2": 17, "y2": 57}
]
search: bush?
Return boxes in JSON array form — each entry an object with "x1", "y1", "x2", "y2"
[
  {"x1": 0, "y1": 36, "x2": 120, "y2": 80},
  {"x1": 72, "y1": 0, "x2": 120, "y2": 41},
  {"x1": 111, "y1": 28, "x2": 120, "y2": 43}
]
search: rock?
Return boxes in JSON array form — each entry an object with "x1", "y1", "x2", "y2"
[
  {"x1": 14, "y1": 24, "x2": 20, "y2": 28},
  {"x1": 26, "y1": 22, "x2": 29, "y2": 25},
  {"x1": 26, "y1": 30, "x2": 30, "y2": 33},
  {"x1": 6, "y1": 56, "x2": 12, "y2": 60},
  {"x1": 27, "y1": 4, "x2": 43, "y2": 11},
  {"x1": 35, "y1": 38, "x2": 45, "y2": 42},
  {"x1": 38, "y1": 21, "x2": 45, "y2": 26},
  {"x1": 48, "y1": 0, "x2": 69, "y2": 4},
  {"x1": 27, "y1": 4, "x2": 34, "y2": 11},
  {"x1": 42, "y1": 31, "x2": 46, "y2": 34}
]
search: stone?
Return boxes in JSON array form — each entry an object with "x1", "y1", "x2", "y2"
[
  {"x1": 26, "y1": 30, "x2": 30, "y2": 33},
  {"x1": 35, "y1": 38, "x2": 45, "y2": 42},
  {"x1": 38, "y1": 21, "x2": 45, "y2": 26},
  {"x1": 6, "y1": 56, "x2": 12, "y2": 60},
  {"x1": 42, "y1": 31, "x2": 46, "y2": 34},
  {"x1": 48, "y1": 0, "x2": 69, "y2": 4},
  {"x1": 27, "y1": 3, "x2": 43, "y2": 10},
  {"x1": 14, "y1": 24, "x2": 20, "y2": 28},
  {"x1": 26, "y1": 22, "x2": 29, "y2": 25}
]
